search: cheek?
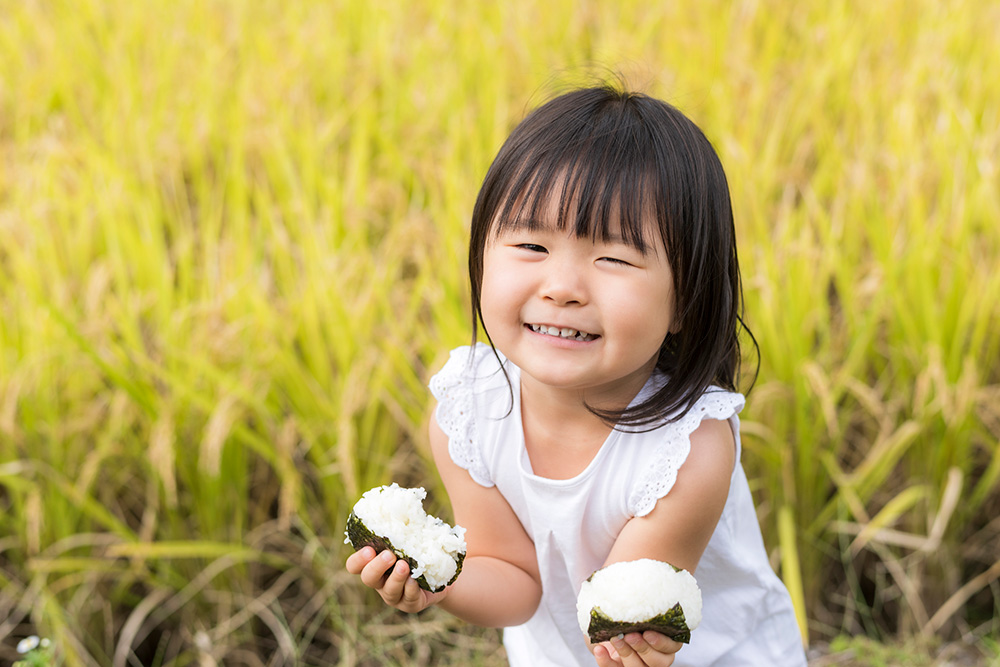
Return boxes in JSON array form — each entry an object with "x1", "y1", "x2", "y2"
[
  {"x1": 641, "y1": 269, "x2": 678, "y2": 335},
  {"x1": 480, "y1": 250, "x2": 527, "y2": 312},
  {"x1": 617, "y1": 282, "x2": 676, "y2": 341},
  {"x1": 478, "y1": 267, "x2": 513, "y2": 329}
]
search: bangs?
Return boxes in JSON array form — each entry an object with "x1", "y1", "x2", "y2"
[{"x1": 484, "y1": 102, "x2": 666, "y2": 255}]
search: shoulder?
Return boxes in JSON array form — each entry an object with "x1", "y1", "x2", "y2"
[
  {"x1": 675, "y1": 416, "x2": 736, "y2": 501},
  {"x1": 427, "y1": 344, "x2": 512, "y2": 488},
  {"x1": 670, "y1": 387, "x2": 743, "y2": 476},
  {"x1": 429, "y1": 343, "x2": 508, "y2": 398},
  {"x1": 626, "y1": 387, "x2": 744, "y2": 517},
  {"x1": 680, "y1": 387, "x2": 745, "y2": 424}
]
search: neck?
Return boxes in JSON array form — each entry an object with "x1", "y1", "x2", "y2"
[
  {"x1": 519, "y1": 380, "x2": 602, "y2": 430},
  {"x1": 517, "y1": 371, "x2": 649, "y2": 449},
  {"x1": 518, "y1": 383, "x2": 611, "y2": 478}
]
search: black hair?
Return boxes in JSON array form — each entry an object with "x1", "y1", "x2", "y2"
[{"x1": 468, "y1": 84, "x2": 758, "y2": 428}]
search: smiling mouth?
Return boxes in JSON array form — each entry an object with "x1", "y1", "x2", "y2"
[{"x1": 527, "y1": 323, "x2": 598, "y2": 342}]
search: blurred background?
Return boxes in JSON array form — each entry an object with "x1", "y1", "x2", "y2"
[{"x1": 1, "y1": 1, "x2": 998, "y2": 665}]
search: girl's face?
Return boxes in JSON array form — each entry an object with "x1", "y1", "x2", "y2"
[{"x1": 480, "y1": 200, "x2": 676, "y2": 410}]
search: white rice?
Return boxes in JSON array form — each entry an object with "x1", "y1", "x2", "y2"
[
  {"x1": 576, "y1": 559, "x2": 702, "y2": 634},
  {"x1": 347, "y1": 483, "x2": 467, "y2": 591}
]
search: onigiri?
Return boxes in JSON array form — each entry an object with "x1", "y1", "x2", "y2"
[
  {"x1": 345, "y1": 483, "x2": 467, "y2": 593},
  {"x1": 576, "y1": 559, "x2": 702, "y2": 644}
]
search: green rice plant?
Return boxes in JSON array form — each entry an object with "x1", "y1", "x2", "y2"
[{"x1": 1, "y1": 0, "x2": 998, "y2": 664}]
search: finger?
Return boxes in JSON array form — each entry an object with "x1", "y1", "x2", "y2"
[
  {"x1": 591, "y1": 641, "x2": 622, "y2": 667},
  {"x1": 643, "y1": 631, "x2": 682, "y2": 656},
  {"x1": 345, "y1": 546, "x2": 376, "y2": 575},
  {"x1": 621, "y1": 632, "x2": 676, "y2": 667},
  {"x1": 609, "y1": 635, "x2": 638, "y2": 664},
  {"x1": 379, "y1": 559, "x2": 411, "y2": 604},
  {"x1": 359, "y1": 549, "x2": 397, "y2": 589},
  {"x1": 399, "y1": 571, "x2": 425, "y2": 608}
]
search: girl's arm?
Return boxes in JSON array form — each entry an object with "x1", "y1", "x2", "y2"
[
  {"x1": 428, "y1": 413, "x2": 542, "y2": 626},
  {"x1": 591, "y1": 417, "x2": 736, "y2": 667},
  {"x1": 346, "y1": 413, "x2": 542, "y2": 628},
  {"x1": 606, "y1": 416, "x2": 735, "y2": 569}
]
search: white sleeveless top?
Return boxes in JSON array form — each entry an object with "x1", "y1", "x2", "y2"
[{"x1": 430, "y1": 344, "x2": 806, "y2": 667}]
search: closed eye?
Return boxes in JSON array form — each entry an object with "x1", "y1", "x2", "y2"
[{"x1": 599, "y1": 256, "x2": 633, "y2": 266}]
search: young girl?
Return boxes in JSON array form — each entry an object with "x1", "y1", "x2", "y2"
[{"x1": 347, "y1": 85, "x2": 807, "y2": 667}]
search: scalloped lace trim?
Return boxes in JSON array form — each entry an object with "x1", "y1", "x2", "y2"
[
  {"x1": 429, "y1": 346, "x2": 495, "y2": 487},
  {"x1": 628, "y1": 391, "x2": 745, "y2": 517}
]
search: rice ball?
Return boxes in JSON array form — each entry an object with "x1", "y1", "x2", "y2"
[
  {"x1": 345, "y1": 483, "x2": 467, "y2": 593},
  {"x1": 576, "y1": 559, "x2": 702, "y2": 643}
]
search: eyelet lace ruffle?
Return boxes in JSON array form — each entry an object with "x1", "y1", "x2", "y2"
[
  {"x1": 628, "y1": 391, "x2": 745, "y2": 517},
  {"x1": 428, "y1": 345, "x2": 497, "y2": 487}
]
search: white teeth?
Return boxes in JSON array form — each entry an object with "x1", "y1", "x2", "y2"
[{"x1": 529, "y1": 323, "x2": 595, "y2": 341}]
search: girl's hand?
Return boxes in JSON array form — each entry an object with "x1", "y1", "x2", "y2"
[
  {"x1": 346, "y1": 546, "x2": 449, "y2": 613},
  {"x1": 589, "y1": 631, "x2": 682, "y2": 667}
]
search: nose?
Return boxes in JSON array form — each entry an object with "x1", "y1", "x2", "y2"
[{"x1": 539, "y1": 262, "x2": 588, "y2": 306}]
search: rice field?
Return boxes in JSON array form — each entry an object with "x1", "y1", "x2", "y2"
[{"x1": 1, "y1": 0, "x2": 999, "y2": 665}]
